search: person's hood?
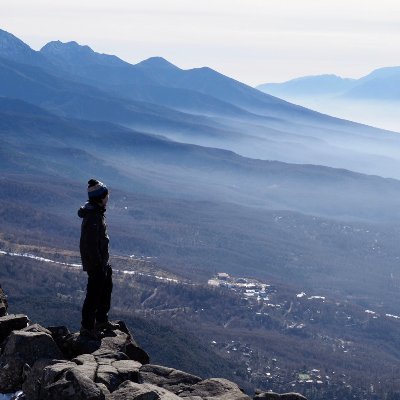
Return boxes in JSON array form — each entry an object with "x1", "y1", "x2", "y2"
[{"x1": 78, "y1": 201, "x2": 105, "y2": 218}]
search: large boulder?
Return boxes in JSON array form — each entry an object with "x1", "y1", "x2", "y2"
[
  {"x1": 140, "y1": 364, "x2": 202, "y2": 394},
  {"x1": 2, "y1": 331, "x2": 63, "y2": 364},
  {"x1": 0, "y1": 314, "x2": 29, "y2": 344},
  {"x1": 108, "y1": 381, "x2": 182, "y2": 400},
  {"x1": 0, "y1": 287, "x2": 8, "y2": 317},
  {"x1": 179, "y1": 378, "x2": 251, "y2": 400},
  {"x1": 0, "y1": 330, "x2": 64, "y2": 392}
]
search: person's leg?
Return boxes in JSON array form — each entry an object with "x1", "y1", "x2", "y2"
[
  {"x1": 95, "y1": 265, "x2": 113, "y2": 324},
  {"x1": 81, "y1": 269, "x2": 106, "y2": 329}
]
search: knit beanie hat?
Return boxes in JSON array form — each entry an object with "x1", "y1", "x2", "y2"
[{"x1": 87, "y1": 179, "x2": 108, "y2": 201}]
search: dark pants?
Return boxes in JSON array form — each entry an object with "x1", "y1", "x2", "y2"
[{"x1": 81, "y1": 265, "x2": 113, "y2": 329}]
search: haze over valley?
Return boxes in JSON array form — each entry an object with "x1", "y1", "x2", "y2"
[{"x1": 257, "y1": 67, "x2": 400, "y2": 132}]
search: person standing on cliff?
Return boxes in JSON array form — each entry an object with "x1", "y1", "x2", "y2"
[{"x1": 78, "y1": 179, "x2": 118, "y2": 338}]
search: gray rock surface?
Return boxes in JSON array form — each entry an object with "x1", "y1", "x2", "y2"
[
  {"x1": 0, "y1": 306, "x2": 308, "y2": 400},
  {"x1": 22, "y1": 359, "x2": 60, "y2": 400},
  {"x1": 140, "y1": 364, "x2": 202, "y2": 394},
  {"x1": 40, "y1": 367, "x2": 106, "y2": 400},
  {"x1": 108, "y1": 381, "x2": 182, "y2": 400},
  {"x1": 57, "y1": 323, "x2": 149, "y2": 365},
  {"x1": 2, "y1": 331, "x2": 63, "y2": 364},
  {"x1": 0, "y1": 331, "x2": 63, "y2": 393},
  {"x1": 38, "y1": 351, "x2": 142, "y2": 397},
  {"x1": 22, "y1": 324, "x2": 52, "y2": 335},
  {"x1": 0, "y1": 314, "x2": 29, "y2": 344},
  {"x1": 179, "y1": 378, "x2": 251, "y2": 400}
]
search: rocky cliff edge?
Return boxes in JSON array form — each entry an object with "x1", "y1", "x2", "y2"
[{"x1": 0, "y1": 287, "x2": 307, "y2": 400}]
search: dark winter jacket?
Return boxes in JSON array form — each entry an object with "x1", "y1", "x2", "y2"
[{"x1": 78, "y1": 201, "x2": 109, "y2": 272}]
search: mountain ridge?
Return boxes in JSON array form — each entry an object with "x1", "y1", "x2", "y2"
[{"x1": 257, "y1": 66, "x2": 400, "y2": 102}]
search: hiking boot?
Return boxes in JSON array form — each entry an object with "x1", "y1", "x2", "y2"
[
  {"x1": 79, "y1": 327, "x2": 100, "y2": 340},
  {"x1": 95, "y1": 321, "x2": 120, "y2": 331}
]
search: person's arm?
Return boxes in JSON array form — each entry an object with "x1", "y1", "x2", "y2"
[{"x1": 82, "y1": 214, "x2": 103, "y2": 268}]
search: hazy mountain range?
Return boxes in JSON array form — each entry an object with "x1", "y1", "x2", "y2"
[
  {"x1": 257, "y1": 67, "x2": 400, "y2": 132},
  {"x1": 3, "y1": 29, "x2": 400, "y2": 178},
  {"x1": 2, "y1": 27, "x2": 400, "y2": 307},
  {"x1": 3, "y1": 27, "x2": 400, "y2": 399}
]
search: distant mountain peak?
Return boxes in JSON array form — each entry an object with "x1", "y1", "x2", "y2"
[
  {"x1": 136, "y1": 56, "x2": 181, "y2": 70},
  {"x1": 40, "y1": 40, "x2": 124, "y2": 67},
  {"x1": 360, "y1": 65, "x2": 400, "y2": 82},
  {"x1": 41, "y1": 40, "x2": 95, "y2": 56},
  {"x1": 0, "y1": 28, "x2": 39, "y2": 63}
]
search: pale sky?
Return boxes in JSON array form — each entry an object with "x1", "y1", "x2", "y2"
[{"x1": 1, "y1": 0, "x2": 400, "y2": 85}]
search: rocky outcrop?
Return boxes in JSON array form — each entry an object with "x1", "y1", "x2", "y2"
[
  {"x1": 0, "y1": 288, "x2": 307, "y2": 400},
  {"x1": 0, "y1": 327, "x2": 63, "y2": 392}
]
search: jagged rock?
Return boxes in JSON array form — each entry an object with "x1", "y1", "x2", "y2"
[
  {"x1": 40, "y1": 366, "x2": 106, "y2": 400},
  {"x1": 59, "y1": 327, "x2": 149, "y2": 364},
  {"x1": 73, "y1": 354, "x2": 98, "y2": 381},
  {"x1": 96, "y1": 325, "x2": 149, "y2": 365},
  {"x1": 59, "y1": 333, "x2": 102, "y2": 359},
  {"x1": 0, "y1": 356, "x2": 27, "y2": 393},
  {"x1": 96, "y1": 362, "x2": 122, "y2": 392},
  {"x1": 22, "y1": 359, "x2": 59, "y2": 400},
  {"x1": 0, "y1": 287, "x2": 8, "y2": 317},
  {"x1": 140, "y1": 364, "x2": 202, "y2": 394},
  {"x1": 111, "y1": 359, "x2": 141, "y2": 383},
  {"x1": 37, "y1": 351, "x2": 142, "y2": 397},
  {"x1": 254, "y1": 393, "x2": 307, "y2": 400},
  {"x1": 0, "y1": 314, "x2": 29, "y2": 344},
  {"x1": 179, "y1": 378, "x2": 251, "y2": 400},
  {"x1": 108, "y1": 381, "x2": 182, "y2": 399},
  {"x1": 0, "y1": 312, "x2": 302, "y2": 400},
  {"x1": 0, "y1": 331, "x2": 64, "y2": 392}
]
